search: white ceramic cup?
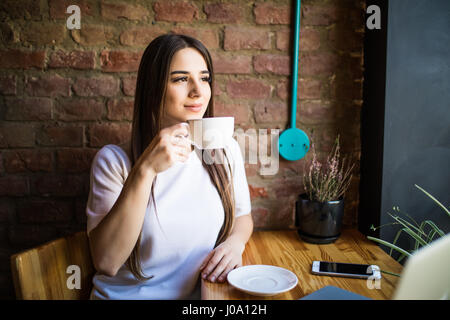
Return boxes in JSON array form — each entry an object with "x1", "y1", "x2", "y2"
[{"x1": 185, "y1": 117, "x2": 234, "y2": 149}]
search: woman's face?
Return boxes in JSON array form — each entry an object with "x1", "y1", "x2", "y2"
[{"x1": 161, "y1": 47, "x2": 211, "y2": 128}]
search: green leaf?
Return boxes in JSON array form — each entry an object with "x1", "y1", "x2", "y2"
[
  {"x1": 367, "y1": 236, "x2": 412, "y2": 257},
  {"x1": 415, "y1": 184, "x2": 450, "y2": 217},
  {"x1": 388, "y1": 213, "x2": 427, "y2": 238},
  {"x1": 402, "y1": 227, "x2": 428, "y2": 247},
  {"x1": 420, "y1": 220, "x2": 445, "y2": 238},
  {"x1": 426, "y1": 229, "x2": 438, "y2": 243},
  {"x1": 380, "y1": 269, "x2": 401, "y2": 277},
  {"x1": 390, "y1": 228, "x2": 404, "y2": 256}
]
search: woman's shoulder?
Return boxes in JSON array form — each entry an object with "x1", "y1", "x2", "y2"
[
  {"x1": 95, "y1": 144, "x2": 130, "y2": 162},
  {"x1": 92, "y1": 143, "x2": 132, "y2": 179}
]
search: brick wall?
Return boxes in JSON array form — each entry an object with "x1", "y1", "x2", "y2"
[{"x1": 0, "y1": 0, "x2": 365, "y2": 299}]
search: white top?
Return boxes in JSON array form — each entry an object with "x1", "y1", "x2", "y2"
[{"x1": 86, "y1": 137, "x2": 251, "y2": 300}]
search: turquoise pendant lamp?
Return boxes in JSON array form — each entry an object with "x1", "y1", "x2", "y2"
[{"x1": 278, "y1": 0, "x2": 310, "y2": 161}]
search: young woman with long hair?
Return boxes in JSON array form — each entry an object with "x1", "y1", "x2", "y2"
[{"x1": 86, "y1": 34, "x2": 253, "y2": 299}]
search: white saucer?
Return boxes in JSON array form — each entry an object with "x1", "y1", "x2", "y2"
[{"x1": 227, "y1": 265, "x2": 298, "y2": 296}]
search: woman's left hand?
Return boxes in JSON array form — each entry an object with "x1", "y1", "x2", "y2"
[{"x1": 199, "y1": 237, "x2": 245, "y2": 283}]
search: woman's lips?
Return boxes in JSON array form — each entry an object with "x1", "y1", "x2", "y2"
[{"x1": 184, "y1": 104, "x2": 202, "y2": 112}]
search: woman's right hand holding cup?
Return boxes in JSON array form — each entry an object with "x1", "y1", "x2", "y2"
[{"x1": 138, "y1": 123, "x2": 192, "y2": 176}]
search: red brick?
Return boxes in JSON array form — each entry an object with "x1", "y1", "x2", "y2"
[
  {"x1": 330, "y1": 78, "x2": 363, "y2": 101},
  {"x1": 49, "y1": 50, "x2": 95, "y2": 69},
  {"x1": 0, "y1": 76, "x2": 16, "y2": 95},
  {"x1": 154, "y1": 1, "x2": 199, "y2": 22},
  {"x1": 204, "y1": 2, "x2": 244, "y2": 24},
  {"x1": 88, "y1": 123, "x2": 131, "y2": 147},
  {"x1": 254, "y1": 2, "x2": 290, "y2": 25},
  {"x1": 20, "y1": 22, "x2": 66, "y2": 46},
  {"x1": 298, "y1": 100, "x2": 336, "y2": 125},
  {"x1": 254, "y1": 100, "x2": 288, "y2": 123},
  {"x1": 311, "y1": 127, "x2": 344, "y2": 153},
  {"x1": 211, "y1": 52, "x2": 251, "y2": 74},
  {"x1": 25, "y1": 75, "x2": 71, "y2": 97},
  {"x1": 270, "y1": 177, "x2": 303, "y2": 198},
  {"x1": 346, "y1": 56, "x2": 364, "y2": 80},
  {"x1": 245, "y1": 162, "x2": 258, "y2": 177},
  {"x1": 54, "y1": 98, "x2": 105, "y2": 121},
  {"x1": 37, "y1": 125, "x2": 84, "y2": 147},
  {"x1": 213, "y1": 85, "x2": 223, "y2": 97},
  {"x1": 214, "y1": 100, "x2": 250, "y2": 125},
  {"x1": 233, "y1": 128, "x2": 258, "y2": 162},
  {"x1": 4, "y1": 97, "x2": 52, "y2": 121},
  {"x1": 299, "y1": 52, "x2": 340, "y2": 76},
  {"x1": 3, "y1": 149, "x2": 53, "y2": 173},
  {"x1": 0, "y1": 50, "x2": 45, "y2": 69},
  {"x1": 33, "y1": 175, "x2": 86, "y2": 197},
  {"x1": 276, "y1": 79, "x2": 322, "y2": 100},
  {"x1": 71, "y1": 24, "x2": 114, "y2": 46},
  {"x1": 0, "y1": 0, "x2": 42, "y2": 20},
  {"x1": 346, "y1": 7, "x2": 366, "y2": 30},
  {"x1": 276, "y1": 28, "x2": 321, "y2": 52},
  {"x1": 101, "y1": 1, "x2": 149, "y2": 20},
  {"x1": 254, "y1": 54, "x2": 290, "y2": 75},
  {"x1": 302, "y1": 5, "x2": 340, "y2": 26},
  {"x1": 120, "y1": 27, "x2": 165, "y2": 47},
  {"x1": 56, "y1": 148, "x2": 98, "y2": 173},
  {"x1": 248, "y1": 185, "x2": 268, "y2": 201},
  {"x1": 106, "y1": 98, "x2": 134, "y2": 121},
  {"x1": 329, "y1": 26, "x2": 364, "y2": 52},
  {"x1": 100, "y1": 50, "x2": 142, "y2": 73},
  {"x1": 278, "y1": 154, "x2": 309, "y2": 177},
  {"x1": 73, "y1": 76, "x2": 120, "y2": 97},
  {"x1": 224, "y1": 26, "x2": 270, "y2": 51},
  {"x1": 226, "y1": 79, "x2": 271, "y2": 99},
  {"x1": 0, "y1": 22, "x2": 15, "y2": 45},
  {"x1": 0, "y1": 124, "x2": 35, "y2": 148},
  {"x1": 49, "y1": 0, "x2": 94, "y2": 19},
  {"x1": 17, "y1": 200, "x2": 73, "y2": 223},
  {"x1": 122, "y1": 76, "x2": 136, "y2": 96},
  {"x1": 170, "y1": 27, "x2": 219, "y2": 49},
  {"x1": 251, "y1": 207, "x2": 270, "y2": 228},
  {"x1": 0, "y1": 176, "x2": 29, "y2": 196},
  {"x1": 274, "y1": 204, "x2": 296, "y2": 228}
]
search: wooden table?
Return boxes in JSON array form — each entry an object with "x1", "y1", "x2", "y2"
[{"x1": 201, "y1": 229, "x2": 403, "y2": 300}]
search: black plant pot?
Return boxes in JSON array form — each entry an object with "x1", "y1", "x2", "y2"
[{"x1": 295, "y1": 193, "x2": 345, "y2": 244}]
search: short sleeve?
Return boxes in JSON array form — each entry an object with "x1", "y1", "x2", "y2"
[
  {"x1": 86, "y1": 145, "x2": 131, "y2": 236},
  {"x1": 226, "y1": 138, "x2": 252, "y2": 218}
]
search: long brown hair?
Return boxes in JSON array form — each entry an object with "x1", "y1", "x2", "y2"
[{"x1": 127, "y1": 34, "x2": 235, "y2": 281}]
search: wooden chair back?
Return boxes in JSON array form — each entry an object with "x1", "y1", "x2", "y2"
[{"x1": 10, "y1": 231, "x2": 95, "y2": 300}]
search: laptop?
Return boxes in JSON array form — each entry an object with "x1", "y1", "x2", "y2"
[{"x1": 301, "y1": 233, "x2": 450, "y2": 300}]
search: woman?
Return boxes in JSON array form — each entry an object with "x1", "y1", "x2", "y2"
[{"x1": 86, "y1": 34, "x2": 253, "y2": 299}]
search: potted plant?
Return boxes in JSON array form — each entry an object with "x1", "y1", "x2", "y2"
[{"x1": 295, "y1": 136, "x2": 355, "y2": 244}]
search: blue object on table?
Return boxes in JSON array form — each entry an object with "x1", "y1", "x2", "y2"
[{"x1": 299, "y1": 286, "x2": 372, "y2": 300}]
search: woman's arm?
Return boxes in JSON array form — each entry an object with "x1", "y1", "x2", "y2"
[
  {"x1": 200, "y1": 214, "x2": 254, "y2": 282},
  {"x1": 89, "y1": 166, "x2": 156, "y2": 277}
]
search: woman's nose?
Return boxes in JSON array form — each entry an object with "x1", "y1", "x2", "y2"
[{"x1": 189, "y1": 80, "x2": 201, "y2": 97}]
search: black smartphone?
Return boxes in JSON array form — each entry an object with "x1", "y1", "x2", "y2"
[{"x1": 311, "y1": 261, "x2": 381, "y2": 279}]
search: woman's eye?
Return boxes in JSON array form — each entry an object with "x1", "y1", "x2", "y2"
[
  {"x1": 202, "y1": 77, "x2": 211, "y2": 82},
  {"x1": 173, "y1": 77, "x2": 187, "y2": 82}
]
